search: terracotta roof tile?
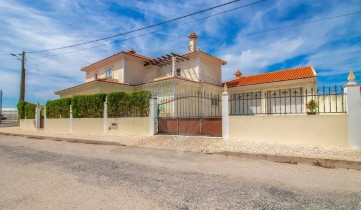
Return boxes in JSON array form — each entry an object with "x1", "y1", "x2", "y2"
[
  {"x1": 226, "y1": 66, "x2": 316, "y2": 87},
  {"x1": 96, "y1": 78, "x2": 119, "y2": 83}
]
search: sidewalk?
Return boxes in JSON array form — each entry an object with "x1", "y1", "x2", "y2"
[{"x1": 0, "y1": 126, "x2": 360, "y2": 170}]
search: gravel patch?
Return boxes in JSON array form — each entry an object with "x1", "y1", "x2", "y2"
[{"x1": 0, "y1": 127, "x2": 360, "y2": 162}]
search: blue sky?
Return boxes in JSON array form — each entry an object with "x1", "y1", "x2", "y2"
[{"x1": 0, "y1": 0, "x2": 360, "y2": 108}]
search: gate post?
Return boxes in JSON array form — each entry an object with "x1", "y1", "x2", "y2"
[
  {"x1": 149, "y1": 98, "x2": 157, "y2": 135},
  {"x1": 69, "y1": 105, "x2": 73, "y2": 133},
  {"x1": 222, "y1": 84, "x2": 230, "y2": 139},
  {"x1": 103, "y1": 99, "x2": 108, "y2": 134},
  {"x1": 344, "y1": 70, "x2": 361, "y2": 148},
  {"x1": 35, "y1": 105, "x2": 41, "y2": 129},
  {"x1": 44, "y1": 106, "x2": 46, "y2": 131}
]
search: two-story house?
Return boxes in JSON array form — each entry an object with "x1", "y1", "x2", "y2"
[{"x1": 56, "y1": 32, "x2": 226, "y2": 102}]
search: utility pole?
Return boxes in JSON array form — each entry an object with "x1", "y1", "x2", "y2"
[
  {"x1": 20, "y1": 51, "x2": 25, "y2": 102},
  {"x1": 11, "y1": 51, "x2": 26, "y2": 102}
]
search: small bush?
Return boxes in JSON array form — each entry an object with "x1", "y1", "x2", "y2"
[
  {"x1": 306, "y1": 99, "x2": 318, "y2": 113},
  {"x1": 71, "y1": 93, "x2": 106, "y2": 118},
  {"x1": 46, "y1": 98, "x2": 71, "y2": 118}
]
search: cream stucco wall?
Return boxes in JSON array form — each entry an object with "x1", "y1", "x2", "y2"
[
  {"x1": 38, "y1": 117, "x2": 149, "y2": 136},
  {"x1": 71, "y1": 118, "x2": 104, "y2": 134},
  {"x1": 107, "y1": 117, "x2": 149, "y2": 136},
  {"x1": 45, "y1": 118, "x2": 70, "y2": 133},
  {"x1": 19, "y1": 119, "x2": 37, "y2": 130},
  {"x1": 125, "y1": 57, "x2": 151, "y2": 85},
  {"x1": 199, "y1": 57, "x2": 222, "y2": 85},
  {"x1": 229, "y1": 114, "x2": 348, "y2": 147}
]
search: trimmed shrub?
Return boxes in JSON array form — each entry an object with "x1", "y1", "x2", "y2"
[
  {"x1": 17, "y1": 101, "x2": 27, "y2": 119},
  {"x1": 71, "y1": 93, "x2": 106, "y2": 118},
  {"x1": 130, "y1": 91, "x2": 151, "y2": 117},
  {"x1": 24, "y1": 102, "x2": 37, "y2": 119},
  {"x1": 107, "y1": 92, "x2": 130, "y2": 117},
  {"x1": 46, "y1": 98, "x2": 72, "y2": 118}
]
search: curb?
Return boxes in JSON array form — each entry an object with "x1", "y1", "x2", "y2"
[
  {"x1": 1, "y1": 131, "x2": 360, "y2": 170},
  {"x1": 216, "y1": 151, "x2": 361, "y2": 170}
]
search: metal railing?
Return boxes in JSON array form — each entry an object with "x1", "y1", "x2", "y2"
[
  {"x1": 157, "y1": 92, "x2": 221, "y2": 118},
  {"x1": 229, "y1": 86, "x2": 346, "y2": 115}
]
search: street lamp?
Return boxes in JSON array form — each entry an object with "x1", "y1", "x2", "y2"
[{"x1": 11, "y1": 51, "x2": 26, "y2": 102}]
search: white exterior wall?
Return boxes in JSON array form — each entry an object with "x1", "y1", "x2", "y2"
[
  {"x1": 199, "y1": 57, "x2": 222, "y2": 85},
  {"x1": 125, "y1": 57, "x2": 151, "y2": 85},
  {"x1": 85, "y1": 60, "x2": 123, "y2": 83}
]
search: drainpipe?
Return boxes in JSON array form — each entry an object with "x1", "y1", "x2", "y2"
[{"x1": 172, "y1": 56, "x2": 176, "y2": 76}]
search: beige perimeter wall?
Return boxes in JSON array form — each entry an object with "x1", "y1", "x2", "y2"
[
  {"x1": 37, "y1": 117, "x2": 149, "y2": 136},
  {"x1": 230, "y1": 114, "x2": 348, "y2": 147},
  {"x1": 19, "y1": 119, "x2": 37, "y2": 130},
  {"x1": 107, "y1": 117, "x2": 149, "y2": 136}
]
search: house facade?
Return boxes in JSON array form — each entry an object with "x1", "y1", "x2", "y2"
[
  {"x1": 56, "y1": 32, "x2": 226, "y2": 100},
  {"x1": 56, "y1": 32, "x2": 317, "y2": 116}
]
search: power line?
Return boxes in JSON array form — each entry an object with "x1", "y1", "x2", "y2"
[
  {"x1": 26, "y1": 0, "x2": 249, "y2": 53},
  {"x1": 237, "y1": 11, "x2": 361, "y2": 38},
  {"x1": 197, "y1": 11, "x2": 361, "y2": 48},
  {"x1": 26, "y1": 0, "x2": 267, "y2": 60}
]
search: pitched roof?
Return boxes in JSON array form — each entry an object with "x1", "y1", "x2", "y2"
[
  {"x1": 55, "y1": 79, "x2": 128, "y2": 94},
  {"x1": 81, "y1": 50, "x2": 152, "y2": 71},
  {"x1": 226, "y1": 66, "x2": 316, "y2": 87},
  {"x1": 182, "y1": 50, "x2": 227, "y2": 65}
]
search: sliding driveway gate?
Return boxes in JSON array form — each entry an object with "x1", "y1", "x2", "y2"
[{"x1": 157, "y1": 92, "x2": 222, "y2": 136}]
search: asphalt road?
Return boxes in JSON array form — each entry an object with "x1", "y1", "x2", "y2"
[{"x1": 0, "y1": 135, "x2": 360, "y2": 209}]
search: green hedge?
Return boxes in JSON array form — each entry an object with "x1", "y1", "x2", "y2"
[
  {"x1": 17, "y1": 101, "x2": 27, "y2": 119},
  {"x1": 24, "y1": 102, "x2": 37, "y2": 119},
  {"x1": 46, "y1": 98, "x2": 71, "y2": 118},
  {"x1": 17, "y1": 101, "x2": 37, "y2": 119},
  {"x1": 107, "y1": 92, "x2": 130, "y2": 117},
  {"x1": 129, "y1": 91, "x2": 151, "y2": 117},
  {"x1": 107, "y1": 91, "x2": 151, "y2": 117},
  {"x1": 71, "y1": 93, "x2": 106, "y2": 118}
]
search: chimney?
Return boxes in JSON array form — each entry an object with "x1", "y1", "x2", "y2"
[
  {"x1": 188, "y1": 32, "x2": 198, "y2": 52},
  {"x1": 234, "y1": 70, "x2": 242, "y2": 78}
]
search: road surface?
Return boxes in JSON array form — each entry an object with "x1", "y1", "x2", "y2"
[{"x1": 0, "y1": 135, "x2": 360, "y2": 209}]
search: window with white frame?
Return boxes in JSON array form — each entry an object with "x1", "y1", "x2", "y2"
[{"x1": 105, "y1": 68, "x2": 113, "y2": 78}]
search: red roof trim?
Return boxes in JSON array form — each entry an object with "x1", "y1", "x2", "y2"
[
  {"x1": 81, "y1": 51, "x2": 153, "y2": 71},
  {"x1": 182, "y1": 50, "x2": 227, "y2": 65},
  {"x1": 226, "y1": 66, "x2": 316, "y2": 87},
  {"x1": 55, "y1": 80, "x2": 130, "y2": 94}
]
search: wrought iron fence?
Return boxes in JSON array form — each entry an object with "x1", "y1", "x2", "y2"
[
  {"x1": 229, "y1": 86, "x2": 346, "y2": 115},
  {"x1": 157, "y1": 91, "x2": 221, "y2": 118}
]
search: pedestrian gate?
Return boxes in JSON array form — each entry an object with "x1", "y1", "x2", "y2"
[{"x1": 157, "y1": 92, "x2": 222, "y2": 136}]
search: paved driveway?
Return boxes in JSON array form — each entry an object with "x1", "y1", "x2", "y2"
[{"x1": 0, "y1": 135, "x2": 360, "y2": 209}]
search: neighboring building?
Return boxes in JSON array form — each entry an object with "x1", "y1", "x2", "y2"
[{"x1": 226, "y1": 66, "x2": 317, "y2": 115}]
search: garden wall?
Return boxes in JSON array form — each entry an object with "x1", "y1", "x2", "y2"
[{"x1": 229, "y1": 114, "x2": 348, "y2": 147}]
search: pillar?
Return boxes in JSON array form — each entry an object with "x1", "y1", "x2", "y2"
[
  {"x1": 149, "y1": 98, "x2": 157, "y2": 135},
  {"x1": 103, "y1": 100, "x2": 108, "y2": 134},
  {"x1": 222, "y1": 84, "x2": 229, "y2": 140},
  {"x1": 344, "y1": 70, "x2": 361, "y2": 148},
  {"x1": 69, "y1": 105, "x2": 73, "y2": 133}
]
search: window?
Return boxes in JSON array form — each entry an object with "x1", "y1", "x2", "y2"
[
  {"x1": 211, "y1": 97, "x2": 219, "y2": 106},
  {"x1": 105, "y1": 68, "x2": 112, "y2": 78},
  {"x1": 94, "y1": 72, "x2": 98, "y2": 80},
  {"x1": 176, "y1": 68, "x2": 181, "y2": 76}
]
